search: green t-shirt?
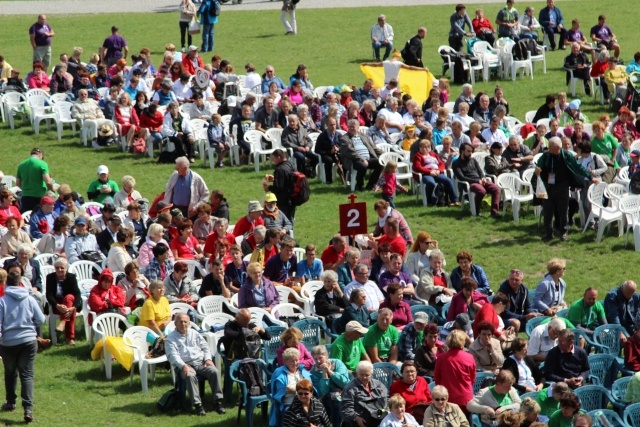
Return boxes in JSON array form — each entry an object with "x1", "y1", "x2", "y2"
[
  {"x1": 549, "y1": 409, "x2": 578, "y2": 427},
  {"x1": 363, "y1": 324, "x2": 399, "y2": 360},
  {"x1": 567, "y1": 299, "x2": 606, "y2": 330},
  {"x1": 590, "y1": 134, "x2": 620, "y2": 166},
  {"x1": 330, "y1": 334, "x2": 366, "y2": 371},
  {"x1": 87, "y1": 179, "x2": 119, "y2": 204},
  {"x1": 16, "y1": 157, "x2": 49, "y2": 198},
  {"x1": 537, "y1": 387, "x2": 560, "y2": 417}
]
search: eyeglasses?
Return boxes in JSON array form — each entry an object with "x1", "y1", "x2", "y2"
[
  {"x1": 434, "y1": 398, "x2": 447, "y2": 402},
  {"x1": 297, "y1": 391, "x2": 310, "y2": 396}
]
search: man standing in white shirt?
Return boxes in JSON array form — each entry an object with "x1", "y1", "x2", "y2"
[{"x1": 371, "y1": 15, "x2": 394, "y2": 61}]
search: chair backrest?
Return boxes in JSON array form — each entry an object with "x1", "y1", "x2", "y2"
[
  {"x1": 53, "y1": 101, "x2": 74, "y2": 120},
  {"x1": 524, "y1": 111, "x2": 537, "y2": 123},
  {"x1": 605, "y1": 183, "x2": 627, "y2": 202},
  {"x1": 300, "y1": 281, "x2": 323, "y2": 300},
  {"x1": 522, "y1": 168, "x2": 535, "y2": 184},
  {"x1": 70, "y1": 260, "x2": 103, "y2": 282},
  {"x1": 497, "y1": 173, "x2": 519, "y2": 194},
  {"x1": 574, "y1": 385, "x2": 610, "y2": 412},
  {"x1": 201, "y1": 313, "x2": 235, "y2": 332},
  {"x1": 379, "y1": 152, "x2": 407, "y2": 167},
  {"x1": 587, "y1": 182, "x2": 608, "y2": 209},
  {"x1": 49, "y1": 93, "x2": 68, "y2": 105},
  {"x1": 272, "y1": 303, "x2": 306, "y2": 319},
  {"x1": 618, "y1": 196, "x2": 640, "y2": 224},
  {"x1": 244, "y1": 129, "x2": 264, "y2": 147},
  {"x1": 78, "y1": 278, "x2": 97, "y2": 294},
  {"x1": 3, "y1": 92, "x2": 26, "y2": 107},
  {"x1": 611, "y1": 376, "x2": 632, "y2": 404},
  {"x1": 93, "y1": 313, "x2": 129, "y2": 339},
  {"x1": 410, "y1": 304, "x2": 439, "y2": 324},
  {"x1": 593, "y1": 325, "x2": 626, "y2": 356},
  {"x1": 265, "y1": 128, "x2": 283, "y2": 145},
  {"x1": 182, "y1": 259, "x2": 205, "y2": 280},
  {"x1": 291, "y1": 318, "x2": 326, "y2": 349},
  {"x1": 624, "y1": 403, "x2": 640, "y2": 427},
  {"x1": 262, "y1": 326, "x2": 287, "y2": 364},
  {"x1": 293, "y1": 247, "x2": 305, "y2": 263},
  {"x1": 588, "y1": 410, "x2": 625, "y2": 427},
  {"x1": 618, "y1": 166, "x2": 630, "y2": 181},
  {"x1": 169, "y1": 302, "x2": 193, "y2": 316},
  {"x1": 34, "y1": 253, "x2": 56, "y2": 268},
  {"x1": 197, "y1": 295, "x2": 228, "y2": 316},
  {"x1": 26, "y1": 89, "x2": 49, "y2": 99},
  {"x1": 372, "y1": 362, "x2": 401, "y2": 390},
  {"x1": 525, "y1": 316, "x2": 549, "y2": 336},
  {"x1": 473, "y1": 372, "x2": 496, "y2": 394},
  {"x1": 472, "y1": 151, "x2": 489, "y2": 170},
  {"x1": 123, "y1": 325, "x2": 153, "y2": 354},
  {"x1": 247, "y1": 307, "x2": 274, "y2": 328},
  {"x1": 587, "y1": 354, "x2": 616, "y2": 386}
]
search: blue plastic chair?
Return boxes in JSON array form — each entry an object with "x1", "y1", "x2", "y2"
[
  {"x1": 610, "y1": 376, "x2": 632, "y2": 414},
  {"x1": 218, "y1": 339, "x2": 234, "y2": 403},
  {"x1": 411, "y1": 304, "x2": 440, "y2": 324},
  {"x1": 292, "y1": 318, "x2": 338, "y2": 349},
  {"x1": 230, "y1": 359, "x2": 270, "y2": 427},
  {"x1": 592, "y1": 325, "x2": 629, "y2": 364},
  {"x1": 519, "y1": 391, "x2": 539, "y2": 401},
  {"x1": 588, "y1": 409, "x2": 626, "y2": 427},
  {"x1": 372, "y1": 362, "x2": 401, "y2": 390},
  {"x1": 473, "y1": 372, "x2": 496, "y2": 394},
  {"x1": 588, "y1": 354, "x2": 617, "y2": 387},
  {"x1": 525, "y1": 316, "x2": 550, "y2": 337},
  {"x1": 574, "y1": 385, "x2": 613, "y2": 412},
  {"x1": 262, "y1": 326, "x2": 286, "y2": 373},
  {"x1": 556, "y1": 308, "x2": 569, "y2": 318},
  {"x1": 623, "y1": 402, "x2": 640, "y2": 427},
  {"x1": 440, "y1": 303, "x2": 451, "y2": 323}
]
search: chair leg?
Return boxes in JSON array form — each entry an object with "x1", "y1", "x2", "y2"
[
  {"x1": 104, "y1": 349, "x2": 113, "y2": 380},
  {"x1": 140, "y1": 361, "x2": 149, "y2": 393}
]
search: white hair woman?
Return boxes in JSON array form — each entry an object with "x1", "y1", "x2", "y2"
[
  {"x1": 113, "y1": 175, "x2": 142, "y2": 209},
  {"x1": 138, "y1": 223, "x2": 174, "y2": 269},
  {"x1": 270, "y1": 347, "x2": 311, "y2": 426},
  {"x1": 422, "y1": 385, "x2": 470, "y2": 427},
  {"x1": 341, "y1": 360, "x2": 388, "y2": 427},
  {"x1": 314, "y1": 269, "x2": 346, "y2": 327}
]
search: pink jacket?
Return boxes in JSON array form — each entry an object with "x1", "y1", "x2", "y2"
[
  {"x1": 138, "y1": 238, "x2": 174, "y2": 269},
  {"x1": 447, "y1": 291, "x2": 490, "y2": 322},
  {"x1": 276, "y1": 343, "x2": 314, "y2": 371}
]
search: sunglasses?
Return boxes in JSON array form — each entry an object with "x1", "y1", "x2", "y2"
[
  {"x1": 434, "y1": 398, "x2": 447, "y2": 402},
  {"x1": 297, "y1": 392, "x2": 310, "y2": 396}
]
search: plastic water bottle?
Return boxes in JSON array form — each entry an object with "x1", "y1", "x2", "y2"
[{"x1": 595, "y1": 411, "x2": 612, "y2": 427}]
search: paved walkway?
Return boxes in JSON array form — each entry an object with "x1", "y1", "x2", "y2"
[{"x1": 0, "y1": 0, "x2": 581, "y2": 15}]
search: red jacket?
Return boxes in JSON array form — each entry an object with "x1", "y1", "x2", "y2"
[
  {"x1": 473, "y1": 303, "x2": 502, "y2": 338},
  {"x1": 412, "y1": 151, "x2": 446, "y2": 181},
  {"x1": 88, "y1": 269, "x2": 126, "y2": 323},
  {"x1": 612, "y1": 120, "x2": 640, "y2": 141},
  {"x1": 447, "y1": 291, "x2": 490, "y2": 322},
  {"x1": 625, "y1": 334, "x2": 640, "y2": 371},
  {"x1": 434, "y1": 348, "x2": 476, "y2": 408},
  {"x1": 389, "y1": 376, "x2": 433, "y2": 414},
  {"x1": 590, "y1": 60, "x2": 608, "y2": 78},
  {"x1": 181, "y1": 54, "x2": 204, "y2": 76},
  {"x1": 233, "y1": 216, "x2": 265, "y2": 238},
  {"x1": 339, "y1": 111, "x2": 365, "y2": 132},
  {"x1": 139, "y1": 111, "x2": 163, "y2": 132},
  {"x1": 115, "y1": 105, "x2": 140, "y2": 127}
]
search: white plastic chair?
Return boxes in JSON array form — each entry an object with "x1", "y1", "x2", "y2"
[
  {"x1": 379, "y1": 152, "x2": 413, "y2": 188},
  {"x1": 564, "y1": 66, "x2": 594, "y2": 97},
  {"x1": 582, "y1": 182, "x2": 624, "y2": 242},
  {"x1": 34, "y1": 253, "x2": 56, "y2": 269},
  {"x1": 276, "y1": 286, "x2": 312, "y2": 316},
  {"x1": 200, "y1": 312, "x2": 234, "y2": 363},
  {"x1": 27, "y1": 95, "x2": 56, "y2": 133},
  {"x1": 605, "y1": 183, "x2": 627, "y2": 208},
  {"x1": 300, "y1": 281, "x2": 324, "y2": 302},
  {"x1": 123, "y1": 326, "x2": 167, "y2": 393},
  {"x1": 189, "y1": 118, "x2": 209, "y2": 164},
  {"x1": 245, "y1": 129, "x2": 276, "y2": 172},
  {"x1": 619, "y1": 195, "x2": 640, "y2": 251},
  {"x1": 48, "y1": 296, "x2": 89, "y2": 346},
  {"x1": 616, "y1": 166, "x2": 630, "y2": 191},
  {"x1": 92, "y1": 313, "x2": 132, "y2": 379},
  {"x1": 26, "y1": 89, "x2": 49, "y2": 100},
  {"x1": 524, "y1": 110, "x2": 537, "y2": 123},
  {"x1": 3, "y1": 92, "x2": 27, "y2": 129},
  {"x1": 503, "y1": 44, "x2": 533, "y2": 81},
  {"x1": 265, "y1": 128, "x2": 284, "y2": 148},
  {"x1": 169, "y1": 302, "x2": 194, "y2": 317},
  {"x1": 70, "y1": 260, "x2": 103, "y2": 282},
  {"x1": 181, "y1": 259, "x2": 206, "y2": 280},
  {"x1": 529, "y1": 43, "x2": 547, "y2": 74},
  {"x1": 472, "y1": 41, "x2": 502, "y2": 82},
  {"x1": 53, "y1": 102, "x2": 77, "y2": 140},
  {"x1": 496, "y1": 173, "x2": 534, "y2": 223},
  {"x1": 196, "y1": 295, "x2": 231, "y2": 318},
  {"x1": 48, "y1": 93, "x2": 67, "y2": 105},
  {"x1": 247, "y1": 307, "x2": 286, "y2": 328},
  {"x1": 313, "y1": 86, "x2": 330, "y2": 100},
  {"x1": 272, "y1": 303, "x2": 306, "y2": 320},
  {"x1": 230, "y1": 293, "x2": 239, "y2": 310},
  {"x1": 438, "y1": 45, "x2": 481, "y2": 84}
]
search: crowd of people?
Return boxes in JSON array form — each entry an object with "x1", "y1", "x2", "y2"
[{"x1": 2, "y1": 2, "x2": 640, "y2": 424}]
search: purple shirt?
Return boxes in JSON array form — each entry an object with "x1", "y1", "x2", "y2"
[
  {"x1": 590, "y1": 24, "x2": 613, "y2": 42},
  {"x1": 29, "y1": 22, "x2": 53, "y2": 46},
  {"x1": 263, "y1": 254, "x2": 298, "y2": 283},
  {"x1": 565, "y1": 29, "x2": 585, "y2": 43},
  {"x1": 102, "y1": 34, "x2": 127, "y2": 60},
  {"x1": 378, "y1": 270, "x2": 414, "y2": 300}
]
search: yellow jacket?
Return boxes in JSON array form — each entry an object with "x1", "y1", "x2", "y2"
[
  {"x1": 0, "y1": 60, "x2": 13, "y2": 82},
  {"x1": 604, "y1": 65, "x2": 627, "y2": 92}
]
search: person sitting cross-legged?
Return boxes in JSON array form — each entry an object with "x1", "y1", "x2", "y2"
[{"x1": 165, "y1": 313, "x2": 226, "y2": 416}]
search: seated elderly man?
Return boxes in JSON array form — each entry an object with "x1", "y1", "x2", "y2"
[
  {"x1": 528, "y1": 317, "x2": 565, "y2": 363},
  {"x1": 163, "y1": 102, "x2": 196, "y2": 162},
  {"x1": 502, "y1": 136, "x2": 534, "y2": 175},
  {"x1": 367, "y1": 116, "x2": 394, "y2": 146},
  {"x1": 604, "y1": 280, "x2": 640, "y2": 336},
  {"x1": 29, "y1": 195, "x2": 57, "y2": 239},
  {"x1": 64, "y1": 216, "x2": 104, "y2": 264},
  {"x1": 543, "y1": 328, "x2": 590, "y2": 389},
  {"x1": 261, "y1": 65, "x2": 287, "y2": 94},
  {"x1": 497, "y1": 269, "x2": 541, "y2": 333},
  {"x1": 314, "y1": 117, "x2": 344, "y2": 185},
  {"x1": 371, "y1": 14, "x2": 394, "y2": 61},
  {"x1": 344, "y1": 263, "x2": 385, "y2": 313},
  {"x1": 72, "y1": 89, "x2": 116, "y2": 147},
  {"x1": 320, "y1": 92, "x2": 346, "y2": 118},
  {"x1": 472, "y1": 94, "x2": 493, "y2": 128},
  {"x1": 340, "y1": 120, "x2": 383, "y2": 192},
  {"x1": 363, "y1": 308, "x2": 399, "y2": 364},
  {"x1": 222, "y1": 308, "x2": 272, "y2": 360},
  {"x1": 166, "y1": 313, "x2": 226, "y2": 416},
  {"x1": 453, "y1": 142, "x2": 501, "y2": 217},
  {"x1": 377, "y1": 97, "x2": 404, "y2": 134},
  {"x1": 567, "y1": 287, "x2": 606, "y2": 338},
  {"x1": 563, "y1": 42, "x2": 592, "y2": 96},
  {"x1": 331, "y1": 321, "x2": 371, "y2": 372},
  {"x1": 453, "y1": 83, "x2": 475, "y2": 114},
  {"x1": 341, "y1": 360, "x2": 388, "y2": 427},
  {"x1": 281, "y1": 114, "x2": 318, "y2": 177},
  {"x1": 590, "y1": 14, "x2": 620, "y2": 59}
]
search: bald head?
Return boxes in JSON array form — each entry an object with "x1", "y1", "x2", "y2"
[
  {"x1": 236, "y1": 308, "x2": 252, "y2": 327},
  {"x1": 623, "y1": 280, "x2": 637, "y2": 299}
]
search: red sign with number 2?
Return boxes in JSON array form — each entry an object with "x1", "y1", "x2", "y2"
[{"x1": 339, "y1": 195, "x2": 368, "y2": 236}]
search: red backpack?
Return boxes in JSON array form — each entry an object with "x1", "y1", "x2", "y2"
[{"x1": 290, "y1": 171, "x2": 310, "y2": 206}]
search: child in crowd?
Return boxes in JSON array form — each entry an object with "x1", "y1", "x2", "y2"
[
  {"x1": 438, "y1": 77, "x2": 450, "y2": 104},
  {"x1": 373, "y1": 160, "x2": 408, "y2": 208},
  {"x1": 401, "y1": 125, "x2": 418, "y2": 151},
  {"x1": 207, "y1": 113, "x2": 230, "y2": 168},
  {"x1": 432, "y1": 118, "x2": 450, "y2": 147},
  {"x1": 380, "y1": 394, "x2": 419, "y2": 427}
]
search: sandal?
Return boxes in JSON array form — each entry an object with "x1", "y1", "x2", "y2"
[{"x1": 1, "y1": 402, "x2": 16, "y2": 412}]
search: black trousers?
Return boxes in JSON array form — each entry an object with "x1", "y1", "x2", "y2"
[
  {"x1": 169, "y1": 135, "x2": 195, "y2": 159},
  {"x1": 179, "y1": 21, "x2": 193, "y2": 49},
  {"x1": 20, "y1": 196, "x2": 41, "y2": 213},
  {"x1": 449, "y1": 36, "x2": 464, "y2": 52},
  {"x1": 543, "y1": 183, "x2": 570, "y2": 235},
  {"x1": 353, "y1": 158, "x2": 383, "y2": 189},
  {"x1": 543, "y1": 26, "x2": 567, "y2": 49}
]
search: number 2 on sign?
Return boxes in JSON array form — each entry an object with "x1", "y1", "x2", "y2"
[{"x1": 347, "y1": 209, "x2": 360, "y2": 227}]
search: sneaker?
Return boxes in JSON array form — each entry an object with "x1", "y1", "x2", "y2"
[
  {"x1": 24, "y1": 409, "x2": 33, "y2": 423},
  {"x1": 213, "y1": 400, "x2": 226, "y2": 414},
  {"x1": 1, "y1": 402, "x2": 16, "y2": 412},
  {"x1": 195, "y1": 404, "x2": 206, "y2": 416},
  {"x1": 91, "y1": 140, "x2": 101, "y2": 149},
  {"x1": 181, "y1": 47, "x2": 186, "y2": 53},
  {"x1": 561, "y1": 232, "x2": 568, "y2": 241},
  {"x1": 285, "y1": 31, "x2": 293, "y2": 35}
]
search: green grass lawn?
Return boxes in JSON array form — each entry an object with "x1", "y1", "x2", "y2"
[{"x1": 0, "y1": 1, "x2": 635, "y2": 425}]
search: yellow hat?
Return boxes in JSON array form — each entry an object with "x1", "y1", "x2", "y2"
[
  {"x1": 392, "y1": 50, "x2": 402, "y2": 58},
  {"x1": 340, "y1": 86, "x2": 353, "y2": 94},
  {"x1": 265, "y1": 192, "x2": 278, "y2": 203}
]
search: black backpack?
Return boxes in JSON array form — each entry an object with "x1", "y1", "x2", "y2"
[
  {"x1": 208, "y1": 0, "x2": 220, "y2": 17},
  {"x1": 157, "y1": 388, "x2": 181, "y2": 413},
  {"x1": 228, "y1": 327, "x2": 262, "y2": 360},
  {"x1": 513, "y1": 39, "x2": 537, "y2": 61},
  {"x1": 290, "y1": 170, "x2": 310, "y2": 206},
  {"x1": 630, "y1": 170, "x2": 640, "y2": 195},
  {"x1": 238, "y1": 359, "x2": 266, "y2": 396}
]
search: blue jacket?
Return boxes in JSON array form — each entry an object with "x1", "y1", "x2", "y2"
[
  {"x1": 0, "y1": 286, "x2": 45, "y2": 346},
  {"x1": 498, "y1": 280, "x2": 536, "y2": 322},
  {"x1": 197, "y1": 0, "x2": 219, "y2": 26},
  {"x1": 309, "y1": 358, "x2": 350, "y2": 398},
  {"x1": 29, "y1": 208, "x2": 58, "y2": 239},
  {"x1": 538, "y1": 6, "x2": 564, "y2": 29},
  {"x1": 333, "y1": 303, "x2": 369, "y2": 334},
  {"x1": 450, "y1": 264, "x2": 490, "y2": 294},
  {"x1": 604, "y1": 286, "x2": 640, "y2": 333},
  {"x1": 261, "y1": 76, "x2": 287, "y2": 94},
  {"x1": 534, "y1": 274, "x2": 566, "y2": 313},
  {"x1": 336, "y1": 262, "x2": 354, "y2": 290},
  {"x1": 270, "y1": 364, "x2": 311, "y2": 427}
]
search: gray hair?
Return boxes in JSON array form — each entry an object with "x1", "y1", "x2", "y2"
[
  {"x1": 353, "y1": 263, "x2": 369, "y2": 274},
  {"x1": 214, "y1": 218, "x2": 229, "y2": 228},
  {"x1": 597, "y1": 49, "x2": 610, "y2": 63},
  {"x1": 356, "y1": 360, "x2": 374, "y2": 374},
  {"x1": 175, "y1": 156, "x2": 190, "y2": 168},
  {"x1": 348, "y1": 101, "x2": 360, "y2": 110},
  {"x1": 346, "y1": 247, "x2": 361, "y2": 259},
  {"x1": 167, "y1": 101, "x2": 179, "y2": 111},
  {"x1": 17, "y1": 244, "x2": 34, "y2": 257},
  {"x1": 347, "y1": 119, "x2": 360, "y2": 128},
  {"x1": 288, "y1": 113, "x2": 298, "y2": 122},
  {"x1": 458, "y1": 102, "x2": 469, "y2": 111},
  {"x1": 122, "y1": 175, "x2": 136, "y2": 188},
  {"x1": 253, "y1": 225, "x2": 267, "y2": 239},
  {"x1": 148, "y1": 223, "x2": 164, "y2": 238},
  {"x1": 311, "y1": 345, "x2": 328, "y2": 356},
  {"x1": 429, "y1": 249, "x2": 445, "y2": 261},
  {"x1": 432, "y1": 385, "x2": 449, "y2": 398},
  {"x1": 386, "y1": 97, "x2": 398, "y2": 107},
  {"x1": 495, "y1": 105, "x2": 507, "y2": 116},
  {"x1": 297, "y1": 104, "x2": 309, "y2": 114},
  {"x1": 508, "y1": 136, "x2": 520, "y2": 145},
  {"x1": 282, "y1": 347, "x2": 300, "y2": 361},
  {"x1": 548, "y1": 137, "x2": 562, "y2": 148},
  {"x1": 548, "y1": 318, "x2": 566, "y2": 332},
  {"x1": 54, "y1": 257, "x2": 69, "y2": 268},
  {"x1": 363, "y1": 99, "x2": 376, "y2": 110},
  {"x1": 320, "y1": 270, "x2": 338, "y2": 282},
  {"x1": 349, "y1": 288, "x2": 366, "y2": 303},
  {"x1": 462, "y1": 83, "x2": 472, "y2": 93}
]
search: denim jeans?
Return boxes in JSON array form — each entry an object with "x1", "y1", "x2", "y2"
[
  {"x1": 1, "y1": 340, "x2": 37, "y2": 409},
  {"x1": 372, "y1": 41, "x2": 393, "y2": 61},
  {"x1": 422, "y1": 173, "x2": 458, "y2": 205},
  {"x1": 202, "y1": 24, "x2": 214, "y2": 52}
]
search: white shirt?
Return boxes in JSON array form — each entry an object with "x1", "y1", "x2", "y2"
[
  {"x1": 378, "y1": 108, "x2": 404, "y2": 134},
  {"x1": 244, "y1": 72, "x2": 262, "y2": 93},
  {"x1": 527, "y1": 324, "x2": 557, "y2": 358},
  {"x1": 382, "y1": 60, "x2": 402, "y2": 84},
  {"x1": 172, "y1": 80, "x2": 193, "y2": 102},
  {"x1": 371, "y1": 23, "x2": 394, "y2": 44},
  {"x1": 344, "y1": 280, "x2": 384, "y2": 311},
  {"x1": 453, "y1": 114, "x2": 475, "y2": 130},
  {"x1": 165, "y1": 328, "x2": 211, "y2": 369},
  {"x1": 481, "y1": 127, "x2": 508, "y2": 146}
]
